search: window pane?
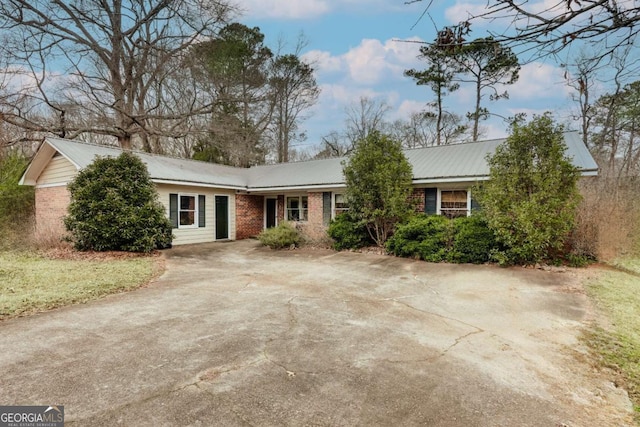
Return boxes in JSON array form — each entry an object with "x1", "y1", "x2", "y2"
[
  {"x1": 301, "y1": 196, "x2": 308, "y2": 209},
  {"x1": 335, "y1": 193, "x2": 349, "y2": 214},
  {"x1": 441, "y1": 190, "x2": 468, "y2": 219},
  {"x1": 180, "y1": 195, "x2": 195, "y2": 210},
  {"x1": 180, "y1": 211, "x2": 195, "y2": 226},
  {"x1": 287, "y1": 198, "x2": 299, "y2": 209}
]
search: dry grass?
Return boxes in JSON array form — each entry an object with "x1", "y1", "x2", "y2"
[
  {"x1": 584, "y1": 262, "x2": 640, "y2": 420},
  {"x1": 574, "y1": 175, "x2": 640, "y2": 261},
  {"x1": 0, "y1": 250, "x2": 161, "y2": 320}
]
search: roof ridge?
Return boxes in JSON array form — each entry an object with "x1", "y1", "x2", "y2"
[{"x1": 46, "y1": 137, "x2": 248, "y2": 173}]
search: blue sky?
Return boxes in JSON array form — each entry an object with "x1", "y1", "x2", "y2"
[{"x1": 240, "y1": 0, "x2": 580, "y2": 152}]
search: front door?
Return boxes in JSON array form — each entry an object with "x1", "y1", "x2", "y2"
[
  {"x1": 215, "y1": 195, "x2": 229, "y2": 240},
  {"x1": 266, "y1": 198, "x2": 277, "y2": 228}
]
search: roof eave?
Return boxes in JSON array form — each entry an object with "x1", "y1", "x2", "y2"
[
  {"x1": 20, "y1": 141, "x2": 81, "y2": 186},
  {"x1": 152, "y1": 179, "x2": 247, "y2": 191}
]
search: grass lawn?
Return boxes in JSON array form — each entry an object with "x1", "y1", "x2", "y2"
[
  {"x1": 0, "y1": 251, "x2": 161, "y2": 320},
  {"x1": 585, "y1": 260, "x2": 640, "y2": 420}
]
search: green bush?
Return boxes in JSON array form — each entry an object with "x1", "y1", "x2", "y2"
[
  {"x1": 448, "y1": 215, "x2": 498, "y2": 264},
  {"x1": 474, "y1": 115, "x2": 581, "y2": 265},
  {"x1": 64, "y1": 152, "x2": 173, "y2": 252},
  {"x1": 386, "y1": 214, "x2": 497, "y2": 264},
  {"x1": 386, "y1": 215, "x2": 450, "y2": 262},
  {"x1": 258, "y1": 222, "x2": 301, "y2": 249},
  {"x1": 342, "y1": 131, "x2": 414, "y2": 247},
  {"x1": 0, "y1": 151, "x2": 35, "y2": 226},
  {"x1": 327, "y1": 212, "x2": 372, "y2": 250}
]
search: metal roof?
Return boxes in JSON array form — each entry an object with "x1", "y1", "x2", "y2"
[
  {"x1": 23, "y1": 132, "x2": 598, "y2": 190},
  {"x1": 43, "y1": 137, "x2": 249, "y2": 189}
]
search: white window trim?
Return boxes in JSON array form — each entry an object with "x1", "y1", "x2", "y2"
[
  {"x1": 285, "y1": 195, "x2": 308, "y2": 222},
  {"x1": 437, "y1": 189, "x2": 470, "y2": 218},
  {"x1": 178, "y1": 193, "x2": 199, "y2": 229},
  {"x1": 331, "y1": 192, "x2": 349, "y2": 219}
]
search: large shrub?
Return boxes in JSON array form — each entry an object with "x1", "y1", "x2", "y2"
[
  {"x1": 448, "y1": 215, "x2": 498, "y2": 264},
  {"x1": 0, "y1": 151, "x2": 35, "y2": 248},
  {"x1": 387, "y1": 214, "x2": 497, "y2": 264},
  {"x1": 258, "y1": 222, "x2": 300, "y2": 249},
  {"x1": 327, "y1": 212, "x2": 372, "y2": 251},
  {"x1": 474, "y1": 115, "x2": 581, "y2": 265},
  {"x1": 342, "y1": 131, "x2": 414, "y2": 247},
  {"x1": 64, "y1": 152, "x2": 172, "y2": 252},
  {"x1": 0, "y1": 151, "x2": 35, "y2": 226},
  {"x1": 386, "y1": 215, "x2": 450, "y2": 262}
]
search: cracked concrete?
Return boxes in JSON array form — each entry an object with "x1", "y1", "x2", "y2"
[{"x1": 0, "y1": 240, "x2": 634, "y2": 426}]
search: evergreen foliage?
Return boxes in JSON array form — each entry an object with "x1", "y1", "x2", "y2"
[
  {"x1": 0, "y1": 151, "x2": 35, "y2": 241},
  {"x1": 64, "y1": 152, "x2": 173, "y2": 252},
  {"x1": 449, "y1": 215, "x2": 498, "y2": 264},
  {"x1": 258, "y1": 222, "x2": 300, "y2": 249},
  {"x1": 474, "y1": 115, "x2": 581, "y2": 265},
  {"x1": 386, "y1": 214, "x2": 497, "y2": 264},
  {"x1": 327, "y1": 212, "x2": 373, "y2": 251},
  {"x1": 342, "y1": 131, "x2": 414, "y2": 247},
  {"x1": 386, "y1": 214, "x2": 450, "y2": 262}
]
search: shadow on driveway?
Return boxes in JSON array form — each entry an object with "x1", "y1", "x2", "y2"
[{"x1": 0, "y1": 240, "x2": 633, "y2": 426}]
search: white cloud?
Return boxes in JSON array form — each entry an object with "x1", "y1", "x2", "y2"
[
  {"x1": 302, "y1": 50, "x2": 344, "y2": 75},
  {"x1": 304, "y1": 37, "x2": 425, "y2": 85},
  {"x1": 445, "y1": 0, "x2": 570, "y2": 27},
  {"x1": 234, "y1": 0, "x2": 330, "y2": 20},
  {"x1": 236, "y1": 0, "x2": 412, "y2": 20},
  {"x1": 393, "y1": 99, "x2": 426, "y2": 120},
  {"x1": 509, "y1": 62, "x2": 571, "y2": 100},
  {"x1": 444, "y1": 1, "x2": 493, "y2": 24}
]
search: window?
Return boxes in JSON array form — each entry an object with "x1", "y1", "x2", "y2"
[
  {"x1": 286, "y1": 196, "x2": 308, "y2": 221},
  {"x1": 333, "y1": 193, "x2": 349, "y2": 217},
  {"x1": 179, "y1": 194, "x2": 197, "y2": 227},
  {"x1": 440, "y1": 190, "x2": 468, "y2": 219}
]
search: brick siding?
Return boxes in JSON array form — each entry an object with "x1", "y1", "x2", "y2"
[
  {"x1": 410, "y1": 188, "x2": 426, "y2": 213},
  {"x1": 235, "y1": 194, "x2": 264, "y2": 239},
  {"x1": 35, "y1": 186, "x2": 70, "y2": 238},
  {"x1": 302, "y1": 192, "x2": 326, "y2": 239}
]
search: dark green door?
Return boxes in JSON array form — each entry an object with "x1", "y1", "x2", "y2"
[
  {"x1": 215, "y1": 195, "x2": 229, "y2": 240},
  {"x1": 266, "y1": 198, "x2": 277, "y2": 228}
]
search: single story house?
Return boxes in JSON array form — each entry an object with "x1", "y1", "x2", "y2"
[{"x1": 20, "y1": 132, "x2": 598, "y2": 246}]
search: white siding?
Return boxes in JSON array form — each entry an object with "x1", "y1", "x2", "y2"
[
  {"x1": 156, "y1": 184, "x2": 236, "y2": 245},
  {"x1": 37, "y1": 156, "x2": 77, "y2": 186}
]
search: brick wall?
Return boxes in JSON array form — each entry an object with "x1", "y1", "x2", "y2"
[
  {"x1": 410, "y1": 188, "x2": 425, "y2": 213},
  {"x1": 35, "y1": 186, "x2": 70, "y2": 238},
  {"x1": 303, "y1": 192, "x2": 327, "y2": 239},
  {"x1": 235, "y1": 194, "x2": 264, "y2": 239}
]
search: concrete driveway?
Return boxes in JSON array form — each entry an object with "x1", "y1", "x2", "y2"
[{"x1": 0, "y1": 240, "x2": 633, "y2": 426}]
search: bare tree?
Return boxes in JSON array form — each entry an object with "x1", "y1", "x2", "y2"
[
  {"x1": 345, "y1": 96, "x2": 392, "y2": 144},
  {"x1": 411, "y1": 0, "x2": 640, "y2": 68},
  {"x1": 316, "y1": 96, "x2": 392, "y2": 157},
  {"x1": 0, "y1": 0, "x2": 233, "y2": 149},
  {"x1": 389, "y1": 111, "x2": 468, "y2": 148},
  {"x1": 565, "y1": 53, "x2": 600, "y2": 146},
  {"x1": 268, "y1": 40, "x2": 320, "y2": 163}
]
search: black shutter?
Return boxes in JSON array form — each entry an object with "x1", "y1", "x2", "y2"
[
  {"x1": 198, "y1": 195, "x2": 206, "y2": 227},
  {"x1": 169, "y1": 193, "x2": 178, "y2": 228},
  {"x1": 424, "y1": 188, "x2": 437, "y2": 215},
  {"x1": 323, "y1": 192, "x2": 332, "y2": 225}
]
